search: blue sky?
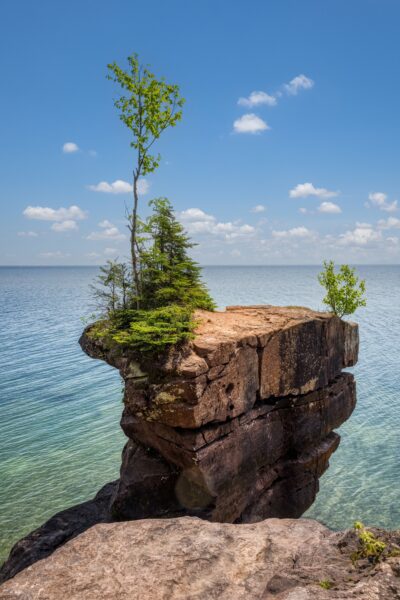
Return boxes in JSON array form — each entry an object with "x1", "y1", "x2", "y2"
[{"x1": 1, "y1": 0, "x2": 400, "y2": 265}]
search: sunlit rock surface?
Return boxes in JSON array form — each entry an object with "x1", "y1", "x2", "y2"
[
  {"x1": 1, "y1": 516, "x2": 399, "y2": 600},
  {"x1": 81, "y1": 305, "x2": 358, "y2": 522},
  {"x1": 0, "y1": 305, "x2": 359, "y2": 583}
]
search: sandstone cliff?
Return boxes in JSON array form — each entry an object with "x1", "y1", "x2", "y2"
[
  {"x1": 0, "y1": 305, "x2": 359, "y2": 584},
  {"x1": 2, "y1": 516, "x2": 400, "y2": 600},
  {"x1": 81, "y1": 305, "x2": 358, "y2": 524}
]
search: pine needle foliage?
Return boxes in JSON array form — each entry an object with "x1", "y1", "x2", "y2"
[
  {"x1": 90, "y1": 198, "x2": 215, "y2": 354},
  {"x1": 139, "y1": 198, "x2": 216, "y2": 311},
  {"x1": 318, "y1": 260, "x2": 366, "y2": 318},
  {"x1": 112, "y1": 305, "x2": 197, "y2": 353}
]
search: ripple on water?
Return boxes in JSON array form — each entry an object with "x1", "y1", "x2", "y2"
[{"x1": 0, "y1": 265, "x2": 399, "y2": 563}]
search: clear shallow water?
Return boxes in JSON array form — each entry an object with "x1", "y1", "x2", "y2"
[{"x1": 0, "y1": 265, "x2": 399, "y2": 563}]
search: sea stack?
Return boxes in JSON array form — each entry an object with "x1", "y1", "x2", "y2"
[{"x1": 80, "y1": 305, "x2": 359, "y2": 523}]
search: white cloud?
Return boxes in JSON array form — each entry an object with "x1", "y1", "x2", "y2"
[
  {"x1": 289, "y1": 182, "x2": 338, "y2": 199},
  {"x1": 98, "y1": 219, "x2": 114, "y2": 228},
  {"x1": 87, "y1": 222, "x2": 126, "y2": 241},
  {"x1": 137, "y1": 178, "x2": 150, "y2": 195},
  {"x1": 179, "y1": 208, "x2": 215, "y2": 224},
  {"x1": 23, "y1": 205, "x2": 87, "y2": 221},
  {"x1": 284, "y1": 74, "x2": 314, "y2": 95},
  {"x1": 272, "y1": 226, "x2": 313, "y2": 238},
  {"x1": 298, "y1": 207, "x2": 308, "y2": 214},
  {"x1": 86, "y1": 252, "x2": 101, "y2": 258},
  {"x1": 62, "y1": 142, "x2": 79, "y2": 154},
  {"x1": 387, "y1": 236, "x2": 399, "y2": 245},
  {"x1": 87, "y1": 178, "x2": 149, "y2": 195},
  {"x1": 251, "y1": 204, "x2": 266, "y2": 213},
  {"x1": 179, "y1": 208, "x2": 255, "y2": 240},
  {"x1": 87, "y1": 179, "x2": 132, "y2": 194},
  {"x1": 39, "y1": 251, "x2": 71, "y2": 258},
  {"x1": 17, "y1": 231, "x2": 38, "y2": 237},
  {"x1": 104, "y1": 247, "x2": 118, "y2": 256},
  {"x1": 318, "y1": 201, "x2": 342, "y2": 214},
  {"x1": 339, "y1": 225, "x2": 381, "y2": 246},
  {"x1": 233, "y1": 113, "x2": 269, "y2": 134},
  {"x1": 238, "y1": 91, "x2": 277, "y2": 108},
  {"x1": 377, "y1": 216, "x2": 400, "y2": 229},
  {"x1": 51, "y1": 220, "x2": 78, "y2": 232},
  {"x1": 368, "y1": 192, "x2": 398, "y2": 213}
]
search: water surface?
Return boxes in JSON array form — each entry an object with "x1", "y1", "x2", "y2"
[{"x1": 0, "y1": 265, "x2": 399, "y2": 563}]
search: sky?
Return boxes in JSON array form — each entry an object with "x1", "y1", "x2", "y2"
[{"x1": 1, "y1": 0, "x2": 400, "y2": 265}]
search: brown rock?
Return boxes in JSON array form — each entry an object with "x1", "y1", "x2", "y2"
[
  {"x1": 1, "y1": 516, "x2": 399, "y2": 600},
  {"x1": 80, "y1": 305, "x2": 359, "y2": 429}
]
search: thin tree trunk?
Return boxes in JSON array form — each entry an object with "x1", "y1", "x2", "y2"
[{"x1": 132, "y1": 172, "x2": 140, "y2": 309}]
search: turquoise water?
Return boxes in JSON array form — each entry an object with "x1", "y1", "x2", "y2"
[{"x1": 0, "y1": 265, "x2": 399, "y2": 563}]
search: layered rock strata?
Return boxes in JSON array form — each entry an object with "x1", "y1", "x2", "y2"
[
  {"x1": 81, "y1": 305, "x2": 359, "y2": 523},
  {"x1": 2, "y1": 516, "x2": 399, "y2": 600}
]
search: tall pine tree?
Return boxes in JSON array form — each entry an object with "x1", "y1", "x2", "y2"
[{"x1": 139, "y1": 198, "x2": 215, "y2": 311}]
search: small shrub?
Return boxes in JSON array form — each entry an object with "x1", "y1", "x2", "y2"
[
  {"x1": 318, "y1": 260, "x2": 366, "y2": 318},
  {"x1": 111, "y1": 305, "x2": 197, "y2": 354},
  {"x1": 318, "y1": 579, "x2": 333, "y2": 590},
  {"x1": 351, "y1": 521, "x2": 386, "y2": 564}
]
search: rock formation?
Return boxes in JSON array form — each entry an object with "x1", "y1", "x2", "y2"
[
  {"x1": 0, "y1": 305, "x2": 359, "y2": 584},
  {"x1": 2, "y1": 516, "x2": 399, "y2": 600},
  {"x1": 81, "y1": 305, "x2": 358, "y2": 523}
]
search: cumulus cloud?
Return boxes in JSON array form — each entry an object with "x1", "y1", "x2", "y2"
[
  {"x1": 318, "y1": 201, "x2": 342, "y2": 214},
  {"x1": 179, "y1": 208, "x2": 255, "y2": 240},
  {"x1": 87, "y1": 222, "x2": 126, "y2": 241},
  {"x1": 367, "y1": 192, "x2": 398, "y2": 213},
  {"x1": 339, "y1": 223, "x2": 382, "y2": 246},
  {"x1": 233, "y1": 114, "x2": 269, "y2": 134},
  {"x1": 272, "y1": 226, "x2": 313, "y2": 239},
  {"x1": 23, "y1": 205, "x2": 87, "y2": 221},
  {"x1": 87, "y1": 178, "x2": 149, "y2": 195},
  {"x1": 62, "y1": 142, "x2": 79, "y2": 153},
  {"x1": 289, "y1": 182, "x2": 338, "y2": 199},
  {"x1": 51, "y1": 220, "x2": 78, "y2": 232},
  {"x1": 17, "y1": 231, "x2": 38, "y2": 237},
  {"x1": 251, "y1": 204, "x2": 266, "y2": 213},
  {"x1": 298, "y1": 207, "x2": 308, "y2": 214},
  {"x1": 98, "y1": 219, "x2": 114, "y2": 228},
  {"x1": 137, "y1": 179, "x2": 150, "y2": 195},
  {"x1": 180, "y1": 208, "x2": 215, "y2": 223},
  {"x1": 238, "y1": 91, "x2": 277, "y2": 108},
  {"x1": 39, "y1": 251, "x2": 71, "y2": 258},
  {"x1": 87, "y1": 179, "x2": 132, "y2": 194},
  {"x1": 104, "y1": 247, "x2": 118, "y2": 256},
  {"x1": 284, "y1": 74, "x2": 314, "y2": 95},
  {"x1": 377, "y1": 216, "x2": 400, "y2": 229}
]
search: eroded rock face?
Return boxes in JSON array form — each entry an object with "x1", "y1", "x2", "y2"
[
  {"x1": 81, "y1": 305, "x2": 358, "y2": 524},
  {"x1": 0, "y1": 305, "x2": 359, "y2": 584},
  {"x1": 1, "y1": 516, "x2": 399, "y2": 600}
]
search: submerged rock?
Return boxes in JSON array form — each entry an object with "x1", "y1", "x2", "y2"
[{"x1": 1, "y1": 516, "x2": 399, "y2": 599}]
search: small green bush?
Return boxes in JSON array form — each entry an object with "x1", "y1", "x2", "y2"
[
  {"x1": 111, "y1": 305, "x2": 197, "y2": 354},
  {"x1": 318, "y1": 579, "x2": 333, "y2": 590},
  {"x1": 318, "y1": 260, "x2": 366, "y2": 318},
  {"x1": 351, "y1": 521, "x2": 386, "y2": 564}
]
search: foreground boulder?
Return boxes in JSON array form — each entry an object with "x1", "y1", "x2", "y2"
[
  {"x1": 1, "y1": 516, "x2": 399, "y2": 600},
  {"x1": 81, "y1": 305, "x2": 358, "y2": 523}
]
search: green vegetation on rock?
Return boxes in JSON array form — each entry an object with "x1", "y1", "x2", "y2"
[
  {"x1": 318, "y1": 260, "x2": 366, "y2": 318},
  {"x1": 88, "y1": 55, "x2": 214, "y2": 355}
]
